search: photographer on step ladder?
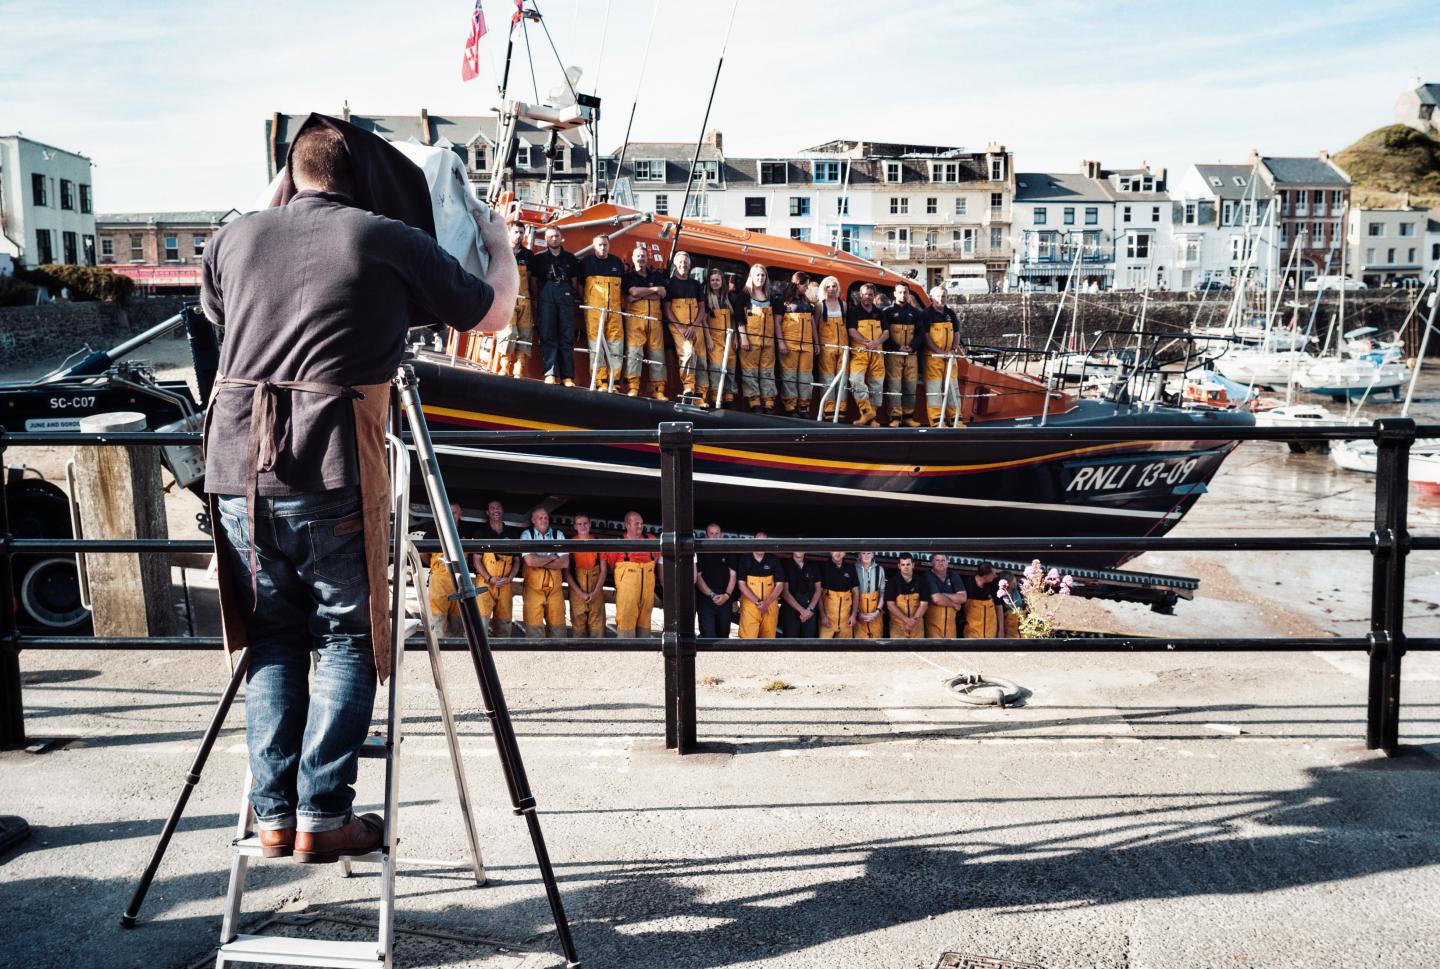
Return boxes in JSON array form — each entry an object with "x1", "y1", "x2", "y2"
[{"x1": 200, "y1": 114, "x2": 517, "y2": 863}]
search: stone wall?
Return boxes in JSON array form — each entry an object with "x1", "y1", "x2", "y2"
[{"x1": 0, "y1": 296, "x2": 190, "y2": 370}]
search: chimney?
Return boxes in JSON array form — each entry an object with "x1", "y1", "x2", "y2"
[
  {"x1": 1082, "y1": 160, "x2": 1101, "y2": 179},
  {"x1": 419, "y1": 108, "x2": 432, "y2": 145},
  {"x1": 1318, "y1": 149, "x2": 1329, "y2": 162},
  {"x1": 1157, "y1": 166, "x2": 1167, "y2": 189},
  {"x1": 1248, "y1": 147, "x2": 1259, "y2": 166},
  {"x1": 704, "y1": 129, "x2": 723, "y2": 153},
  {"x1": 342, "y1": 100, "x2": 351, "y2": 122}
]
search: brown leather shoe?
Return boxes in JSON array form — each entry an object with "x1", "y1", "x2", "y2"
[
  {"x1": 257, "y1": 827, "x2": 294, "y2": 858},
  {"x1": 292, "y1": 814, "x2": 384, "y2": 865}
]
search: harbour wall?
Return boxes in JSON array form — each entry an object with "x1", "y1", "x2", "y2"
[{"x1": 0, "y1": 296, "x2": 190, "y2": 369}]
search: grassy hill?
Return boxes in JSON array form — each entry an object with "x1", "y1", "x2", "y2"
[{"x1": 1334, "y1": 124, "x2": 1440, "y2": 208}]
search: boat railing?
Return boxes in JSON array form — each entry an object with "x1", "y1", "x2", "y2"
[{"x1": 3, "y1": 417, "x2": 1436, "y2": 758}]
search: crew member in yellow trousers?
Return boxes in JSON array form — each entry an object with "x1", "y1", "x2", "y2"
[
  {"x1": 923, "y1": 553, "x2": 967, "y2": 639},
  {"x1": 704, "y1": 268, "x2": 738, "y2": 406},
  {"x1": 962, "y1": 562, "x2": 1003, "y2": 638},
  {"x1": 423, "y1": 502, "x2": 473, "y2": 637},
  {"x1": 496, "y1": 224, "x2": 535, "y2": 377},
  {"x1": 737, "y1": 263, "x2": 778, "y2": 412},
  {"x1": 886, "y1": 553, "x2": 929, "y2": 639},
  {"x1": 778, "y1": 273, "x2": 819, "y2": 416},
  {"x1": 998, "y1": 571, "x2": 1023, "y2": 637},
  {"x1": 664, "y1": 251, "x2": 711, "y2": 406},
  {"x1": 814, "y1": 276, "x2": 848, "y2": 420},
  {"x1": 520, "y1": 507, "x2": 568, "y2": 638},
  {"x1": 607, "y1": 511, "x2": 660, "y2": 638},
  {"x1": 621, "y1": 247, "x2": 669, "y2": 399},
  {"x1": 847, "y1": 283, "x2": 888, "y2": 426},
  {"x1": 882, "y1": 284, "x2": 925, "y2": 427},
  {"x1": 565, "y1": 512, "x2": 608, "y2": 637},
  {"x1": 472, "y1": 499, "x2": 519, "y2": 636},
  {"x1": 817, "y1": 550, "x2": 858, "y2": 639},
  {"x1": 924, "y1": 285, "x2": 964, "y2": 426},
  {"x1": 854, "y1": 550, "x2": 887, "y2": 638},
  {"x1": 737, "y1": 532, "x2": 786, "y2": 638},
  {"x1": 579, "y1": 234, "x2": 626, "y2": 392}
]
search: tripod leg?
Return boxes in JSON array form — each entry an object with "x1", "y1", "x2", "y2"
[{"x1": 122, "y1": 651, "x2": 249, "y2": 928}]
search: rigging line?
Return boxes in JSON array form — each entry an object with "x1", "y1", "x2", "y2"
[
  {"x1": 669, "y1": 0, "x2": 741, "y2": 271},
  {"x1": 533, "y1": 1, "x2": 579, "y2": 103},
  {"x1": 608, "y1": 0, "x2": 660, "y2": 197},
  {"x1": 521, "y1": 12, "x2": 541, "y2": 102}
]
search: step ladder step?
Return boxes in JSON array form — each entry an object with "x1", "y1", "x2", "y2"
[
  {"x1": 217, "y1": 933, "x2": 382, "y2": 967},
  {"x1": 231, "y1": 835, "x2": 384, "y2": 864},
  {"x1": 358, "y1": 735, "x2": 390, "y2": 758}
]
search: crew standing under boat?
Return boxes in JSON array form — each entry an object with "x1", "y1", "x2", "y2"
[
  {"x1": 962, "y1": 562, "x2": 1003, "y2": 638},
  {"x1": 530, "y1": 227, "x2": 580, "y2": 387},
  {"x1": 883, "y1": 284, "x2": 925, "y2": 427},
  {"x1": 737, "y1": 264, "x2": 779, "y2": 413},
  {"x1": 923, "y1": 553, "x2": 966, "y2": 639},
  {"x1": 886, "y1": 553, "x2": 928, "y2": 639},
  {"x1": 777, "y1": 273, "x2": 819, "y2": 416},
  {"x1": 664, "y1": 251, "x2": 711, "y2": 406},
  {"x1": 622, "y1": 246, "x2": 668, "y2": 400},
  {"x1": 579, "y1": 234, "x2": 625, "y2": 392},
  {"x1": 736, "y1": 533, "x2": 785, "y2": 639},
  {"x1": 472, "y1": 499, "x2": 520, "y2": 637},
  {"x1": 607, "y1": 510, "x2": 659, "y2": 638},
  {"x1": 779, "y1": 551, "x2": 822, "y2": 638},
  {"x1": 847, "y1": 283, "x2": 888, "y2": 426},
  {"x1": 520, "y1": 507, "x2": 569, "y2": 637},
  {"x1": 814, "y1": 276, "x2": 848, "y2": 420},
  {"x1": 854, "y1": 550, "x2": 887, "y2": 638},
  {"x1": 496, "y1": 224, "x2": 534, "y2": 378},
  {"x1": 818, "y1": 550, "x2": 858, "y2": 639},
  {"x1": 565, "y1": 512, "x2": 607, "y2": 637}
]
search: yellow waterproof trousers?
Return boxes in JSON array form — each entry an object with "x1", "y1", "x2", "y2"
[
  {"x1": 963, "y1": 598, "x2": 1002, "y2": 638},
  {"x1": 584, "y1": 275, "x2": 624, "y2": 390},
  {"x1": 848, "y1": 317, "x2": 885, "y2": 425},
  {"x1": 613, "y1": 560, "x2": 657, "y2": 636},
  {"x1": 884, "y1": 323, "x2": 919, "y2": 425},
  {"x1": 778, "y1": 310, "x2": 815, "y2": 414},
  {"x1": 569, "y1": 564, "x2": 606, "y2": 637},
  {"x1": 624, "y1": 297, "x2": 667, "y2": 397},
  {"x1": 668, "y1": 298, "x2": 708, "y2": 399},
  {"x1": 707, "y1": 306, "x2": 735, "y2": 404},
  {"x1": 925, "y1": 603, "x2": 959, "y2": 640},
  {"x1": 855, "y1": 589, "x2": 884, "y2": 639},
  {"x1": 816, "y1": 312, "x2": 847, "y2": 419},
  {"x1": 818, "y1": 588, "x2": 853, "y2": 639},
  {"x1": 475, "y1": 551, "x2": 516, "y2": 633},
  {"x1": 889, "y1": 592, "x2": 924, "y2": 639},
  {"x1": 523, "y1": 567, "x2": 568, "y2": 637},
  {"x1": 739, "y1": 306, "x2": 777, "y2": 410},
  {"x1": 738, "y1": 574, "x2": 779, "y2": 639},
  {"x1": 925, "y1": 321, "x2": 961, "y2": 426},
  {"x1": 497, "y1": 263, "x2": 533, "y2": 376}
]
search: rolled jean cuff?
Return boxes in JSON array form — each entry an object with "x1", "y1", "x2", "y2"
[
  {"x1": 256, "y1": 812, "x2": 296, "y2": 831},
  {"x1": 297, "y1": 811, "x2": 351, "y2": 834}
]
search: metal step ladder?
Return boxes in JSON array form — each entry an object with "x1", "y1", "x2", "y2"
[{"x1": 214, "y1": 433, "x2": 485, "y2": 969}]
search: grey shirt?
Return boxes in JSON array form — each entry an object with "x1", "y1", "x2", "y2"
[{"x1": 201, "y1": 190, "x2": 493, "y2": 495}]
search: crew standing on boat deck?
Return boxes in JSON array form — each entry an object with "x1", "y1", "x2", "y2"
[
  {"x1": 962, "y1": 561, "x2": 1003, "y2": 638},
  {"x1": 565, "y1": 513, "x2": 608, "y2": 637},
  {"x1": 882, "y1": 283, "x2": 925, "y2": 427},
  {"x1": 737, "y1": 533, "x2": 785, "y2": 639},
  {"x1": 622, "y1": 247, "x2": 668, "y2": 399},
  {"x1": 606, "y1": 510, "x2": 659, "y2": 638},
  {"x1": 818, "y1": 551, "x2": 858, "y2": 639},
  {"x1": 854, "y1": 550, "x2": 887, "y2": 638},
  {"x1": 664, "y1": 251, "x2": 711, "y2": 406},
  {"x1": 704, "y1": 268, "x2": 739, "y2": 407},
  {"x1": 579, "y1": 234, "x2": 626, "y2": 392},
  {"x1": 886, "y1": 553, "x2": 928, "y2": 638},
  {"x1": 737, "y1": 264, "x2": 779, "y2": 412},
  {"x1": 780, "y1": 551, "x2": 822, "y2": 638},
  {"x1": 815, "y1": 276, "x2": 848, "y2": 420},
  {"x1": 847, "y1": 283, "x2": 888, "y2": 426},
  {"x1": 778, "y1": 273, "x2": 819, "y2": 416},
  {"x1": 924, "y1": 286, "x2": 963, "y2": 426},
  {"x1": 520, "y1": 507, "x2": 569, "y2": 638},
  {"x1": 201, "y1": 117, "x2": 515, "y2": 862},
  {"x1": 473, "y1": 499, "x2": 520, "y2": 636},
  {"x1": 923, "y1": 553, "x2": 966, "y2": 639},
  {"x1": 530, "y1": 227, "x2": 580, "y2": 386},
  {"x1": 695, "y1": 522, "x2": 737, "y2": 638},
  {"x1": 496, "y1": 224, "x2": 535, "y2": 378}
]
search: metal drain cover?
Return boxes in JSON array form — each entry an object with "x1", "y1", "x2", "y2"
[{"x1": 936, "y1": 955, "x2": 1047, "y2": 969}]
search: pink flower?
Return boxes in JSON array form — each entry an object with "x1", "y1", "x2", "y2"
[
  {"x1": 997, "y1": 578, "x2": 1009, "y2": 594},
  {"x1": 1058, "y1": 585, "x2": 1070, "y2": 597},
  {"x1": 1046, "y1": 568, "x2": 1060, "y2": 583},
  {"x1": 1062, "y1": 574, "x2": 1074, "y2": 587}
]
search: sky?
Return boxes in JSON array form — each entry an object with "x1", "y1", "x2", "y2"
[{"x1": 1, "y1": 0, "x2": 1436, "y2": 212}]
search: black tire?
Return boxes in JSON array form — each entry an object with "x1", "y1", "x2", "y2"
[{"x1": 5, "y1": 477, "x2": 91, "y2": 635}]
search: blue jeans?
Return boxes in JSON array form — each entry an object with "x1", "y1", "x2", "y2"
[
  {"x1": 216, "y1": 487, "x2": 377, "y2": 833},
  {"x1": 538, "y1": 281, "x2": 576, "y2": 379}
]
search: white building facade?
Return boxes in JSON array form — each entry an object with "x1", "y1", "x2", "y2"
[
  {"x1": 1347, "y1": 207, "x2": 1427, "y2": 286},
  {"x1": 1173, "y1": 163, "x2": 1278, "y2": 290},
  {"x1": 1011, "y1": 170, "x2": 1115, "y2": 292},
  {"x1": 0, "y1": 135, "x2": 97, "y2": 268}
]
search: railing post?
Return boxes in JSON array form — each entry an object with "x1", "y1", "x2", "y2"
[
  {"x1": 1367, "y1": 417, "x2": 1413, "y2": 755},
  {"x1": 658, "y1": 421, "x2": 697, "y2": 754},
  {"x1": 0, "y1": 429, "x2": 26, "y2": 750}
]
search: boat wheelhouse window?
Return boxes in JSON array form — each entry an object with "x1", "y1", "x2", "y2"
[
  {"x1": 633, "y1": 158, "x2": 663, "y2": 181},
  {"x1": 789, "y1": 196, "x2": 811, "y2": 217},
  {"x1": 884, "y1": 161, "x2": 902, "y2": 183},
  {"x1": 1033, "y1": 207, "x2": 1047, "y2": 225},
  {"x1": 653, "y1": 193, "x2": 669, "y2": 215},
  {"x1": 836, "y1": 196, "x2": 849, "y2": 215},
  {"x1": 812, "y1": 160, "x2": 841, "y2": 183},
  {"x1": 954, "y1": 197, "x2": 967, "y2": 216},
  {"x1": 925, "y1": 197, "x2": 937, "y2": 214},
  {"x1": 889, "y1": 197, "x2": 908, "y2": 215},
  {"x1": 745, "y1": 197, "x2": 766, "y2": 217},
  {"x1": 759, "y1": 161, "x2": 788, "y2": 185},
  {"x1": 790, "y1": 228, "x2": 811, "y2": 242},
  {"x1": 1063, "y1": 207, "x2": 1075, "y2": 225},
  {"x1": 1084, "y1": 207, "x2": 1098, "y2": 225}
]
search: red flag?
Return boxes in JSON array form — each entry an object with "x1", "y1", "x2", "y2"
[
  {"x1": 461, "y1": 0, "x2": 487, "y2": 82},
  {"x1": 511, "y1": 0, "x2": 523, "y2": 31}
]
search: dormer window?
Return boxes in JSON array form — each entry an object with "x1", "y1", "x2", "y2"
[
  {"x1": 1209, "y1": 176, "x2": 1223, "y2": 187},
  {"x1": 514, "y1": 144, "x2": 531, "y2": 168},
  {"x1": 691, "y1": 159, "x2": 721, "y2": 183},
  {"x1": 884, "y1": 161, "x2": 902, "y2": 183},
  {"x1": 759, "y1": 161, "x2": 788, "y2": 185},
  {"x1": 930, "y1": 161, "x2": 959, "y2": 183},
  {"x1": 812, "y1": 160, "x2": 841, "y2": 183},
  {"x1": 1140, "y1": 176, "x2": 1154, "y2": 191},
  {"x1": 989, "y1": 156, "x2": 1005, "y2": 181},
  {"x1": 633, "y1": 158, "x2": 664, "y2": 181},
  {"x1": 1119, "y1": 176, "x2": 1132, "y2": 192}
]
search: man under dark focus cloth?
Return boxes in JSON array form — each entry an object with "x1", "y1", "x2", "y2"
[{"x1": 200, "y1": 115, "x2": 517, "y2": 864}]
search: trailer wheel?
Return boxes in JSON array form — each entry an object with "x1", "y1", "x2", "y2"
[{"x1": 5, "y1": 477, "x2": 91, "y2": 635}]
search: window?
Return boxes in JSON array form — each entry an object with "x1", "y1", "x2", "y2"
[
  {"x1": 1118, "y1": 176, "x2": 1132, "y2": 192},
  {"x1": 759, "y1": 161, "x2": 788, "y2": 185},
  {"x1": 1434, "y1": 243, "x2": 1440, "y2": 261},
  {"x1": 889, "y1": 196, "x2": 908, "y2": 215},
  {"x1": 1399, "y1": 223, "x2": 1415, "y2": 237},
  {"x1": 551, "y1": 151, "x2": 567, "y2": 172},
  {"x1": 1033, "y1": 207, "x2": 1047, "y2": 225},
  {"x1": 836, "y1": 196, "x2": 849, "y2": 215},
  {"x1": 954, "y1": 197, "x2": 968, "y2": 216},
  {"x1": 684, "y1": 195, "x2": 708, "y2": 217},
  {"x1": 789, "y1": 196, "x2": 810, "y2": 217},
  {"x1": 989, "y1": 192, "x2": 1003, "y2": 215},
  {"x1": 1408, "y1": 247, "x2": 1417, "y2": 263},
  {"x1": 691, "y1": 160, "x2": 720, "y2": 183},
  {"x1": 1387, "y1": 247, "x2": 1396, "y2": 263},
  {"x1": 1084, "y1": 207, "x2": 1098, "y2": 225},
  {"x1": 925, "y1": 197, "x2": 937, "y2": 215},
  {"x1": 1122, "y1": 205, "x2": 1132, "y2": 224},
  {"x1": 36, "y1": 229, "x2": 53, "y2": 263},
  {"x1": 1313, "y1": 223, "x2": 1327, "y2": 245},
  {"x1": 1241, "y1": 201, "x2": 1253, "y2": 225},
  {"x1": 930, "y1": 161, "x2": 959, "y2": 183},
  {"x1": 60, "y1": 179, "x2": 75, "y2": 211},
  {"x1": 62, "y1": 231, "x2": 77, "y2": 264},
  {"x1": 1222, "y1": 201, "x2": 1234, "y2": 225},
  {"x1": 1151, "y1": 205, "x2": 1161, "y2": 222},
  {"x1": 32, "y1": 173, "x2": 47, "y2": 206},
  {"x1": 1182, "y1": 238, "x2": 1201, "y2": 262},
  {"x1": 1311, "y1": 189, "x2": 1325, "y2": 206},
  {"x1": 164, "y1": 234, "x2": 179, "y2": 261},
  {"x1": 653, "y1": 193, "x2": 669, "y2": 215},
  {"x1": 958, "y1": 227, "x2": 976, "y2": 253},
  {"x1": 633, "y1": 158, "x2": 663, "y2": 181},
  {"x1": 1184, "y1": 202, "x2": 1196, "y2": 224},
  {"x1": 100, "y1": 237, "x2": 114, "y2": 260},
  {"x1": 129, "y1": 233, "x2": 143, "y2": 261},
  {"x1": 1280, "y1": 223, "x2": 1289, "y2": 245},
  {"x1": 1365, "y1": 247, "x2": 1375, "y2": 264},
  {"x1": 1229, "y1": 236, "x2": 1253, "y2": 261},
  {"x1": 989, "y1": 226, "x2": 1003, "y2": 249},
  {"x1": 744, "y1": 197, "x2": 766, "y2": 217},
  {"x1": 1037, "y1": 232, "x2": 1055, "y2": 259},
  {"x1": 1126, "y1": 231, "x2": 1150, "y2": 259},
  {"x1": 514, "y1": 144, "x2": 531, "y2": 168},
  {"x1": 1209, "y1": 176, "x2": 1223, "y2": 187},
  {"x1": 1330, "y1": 189, "x2": 1344, "y2": 210},
  {"x1": 989, "y1": 156, "x2": 1004, "y2": 181},
  {"x1": 193, "y1": 234, "x2": 206, "y2": 256},
  {"x1": 1233, "y1": 176, "x2": 1245, "y2": 186},
  {"x1": 884, "y1": 161, "x2": 902, "y2": 183},
  {"x1": 471, "y1": 145, "x2": 487, "y2": 171},
  {"x1": 1063, "y1": 207, "x2": 1075, "y2": 225},
  {"x1": 79, "y1": 184, "x2": 92, "y2": 213},
  {"x1": 1368, "y1": 223, "x2": 1384, "y2": 237},
  {"x1": 812, "y1": 160, "x2": 841, "y2": 183},
  {"x1": 790, "y1": 228, "x2": 811, "y2": 242}
]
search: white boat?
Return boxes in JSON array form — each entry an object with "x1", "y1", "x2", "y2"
[
  {"x1": 1331, "y1": 437, "x2": 1440, "y2": 475},
  {"x1": 1409, "y1": 453, "x2": 1440, "y2": 494},
  {"x1": 1213, "y1": 347, "x2": 1317, "y2": 388},
  {"x1": 1255, "y1": 403, "x2": 1338, "y2": 427},
  {"x1": 1297, "y1": 357, "x2": 1410, "y2": 400}
]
